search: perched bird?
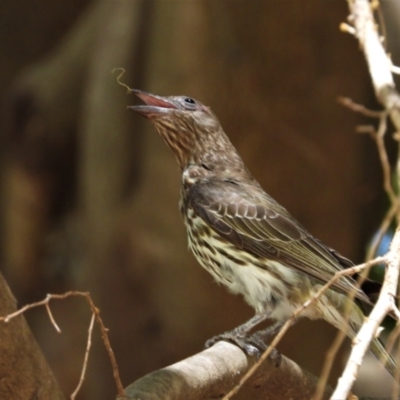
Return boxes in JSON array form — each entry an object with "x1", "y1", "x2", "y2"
[{"x1": 129, "y1": 90, "x2": 397, "y2": 377}]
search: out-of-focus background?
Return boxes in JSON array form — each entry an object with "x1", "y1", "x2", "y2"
[{"x1": 1, "y1": 1, "x2": 399, "y2": 399}]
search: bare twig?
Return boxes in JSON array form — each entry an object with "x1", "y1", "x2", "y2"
[
  {"x1": 338, "y1": 97, "x2": 395, "y2": 202},
  {"x1": 390, "y1": 63, "x2": 400, "y2": 76},
  {"x1": 366, "y1": 203, "x2": 399, "y2": 262},
  {"x1": 340, "y1": 22, "x2": 357, "y2": 36},
  {"x1": 0, "y1": 291, "x2": 126, "y2": 399},
  {"x1": 338, "y1": 96, "x2": 383, "y2": 118},
  {"x1": 45, "y1": 302, "x2": 61, "y2": 333},
  {"x1": 372, "y1": 114, "x2": 396, "y2": 202},
  {"x1": 314, "y1": 329, "x2": 348, "y2": 400},
  {"x1": 71, "y1": 313, "x2": 95, "y2": 400},
  {"x1": 314, "y1": 266, "x2": 378, "y2": 400}
]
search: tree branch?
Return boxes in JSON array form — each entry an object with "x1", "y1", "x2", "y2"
[
  {"x1": 123, "y1": 341, "x2": 332, "y2": 400},
  {"x1": 333, "y1": 229, "x2": 400, "y2": 398},
  {"x1": 331, "y1": 1, "x2": 400, "y2": 397},
  {"x1": 348, "y1": 0, "x2": 400, "y2": 130}
]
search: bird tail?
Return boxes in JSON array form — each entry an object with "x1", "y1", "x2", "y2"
[
  {"x1": 326, "y1": 295, "x2": 399, "y2": 379},
  {"x1": 348, "y1": 304, "x2": 398, "y2": 380},
  {"x1": 369, "y1": 335, "x2": 398, "y2": 379}
]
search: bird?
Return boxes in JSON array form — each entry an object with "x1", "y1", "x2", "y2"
[{"x1": 129, "y1": 89, "x2": 397, "y2": 377}]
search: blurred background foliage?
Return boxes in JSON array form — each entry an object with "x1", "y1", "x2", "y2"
[{"x1": 1, "y1": 1, "x2": 399, "y2": 399}]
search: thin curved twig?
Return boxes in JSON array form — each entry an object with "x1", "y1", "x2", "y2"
[{"x1": 0, "y1": 291, "x2": 126, "y2": 399}]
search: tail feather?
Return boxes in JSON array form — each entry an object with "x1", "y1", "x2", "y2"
[
  {"x1": 330, "y1": 296, "x2": 399, "y2": 379},
  {"x1": 369, "y1": 336, "x2": 398, "y2": 379},
  {"x1": 348, "y1": 314, "x2": 398, "y2": 379}
]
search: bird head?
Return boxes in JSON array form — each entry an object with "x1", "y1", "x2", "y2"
[{"x1": 129, "y1": 89, "x2": 233, "y2": 171}]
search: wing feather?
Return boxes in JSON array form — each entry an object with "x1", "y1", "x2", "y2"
[{"x1": 187, "y1": 179, "x2": 369, "y2": 303}]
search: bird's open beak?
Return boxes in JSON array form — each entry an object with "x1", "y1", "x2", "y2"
[{"x1": 128, "y1": 89, "x2": 177, "y2": 118}]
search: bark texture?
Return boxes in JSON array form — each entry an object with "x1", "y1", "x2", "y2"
[{"x1": 0, "y1": 273, "x2": 65, "y2": 400}]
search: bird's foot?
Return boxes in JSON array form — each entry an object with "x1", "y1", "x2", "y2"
[
  {"x1": 205, "y1": 330, "x2": 260, "y2": 357},
  {"x1": 205, "y1": 330, "x2": 281, "y2": 364},
  {"x1": 205, "y1": 313, "x2": 273, "y2": 356},
  {"x1": 246, "y1": 331, "x2": 282, "y2": 367}
]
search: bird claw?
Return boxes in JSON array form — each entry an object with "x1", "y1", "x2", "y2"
[
  {"x1": 206, "y1": 331, "x2": 258, "y2": 356},
  {"x1": 206, "y1": 331, "x2": 243, "y2": 348},
  {"x1": 246, "y1": 331, "x2": 268, "y2": 351},
  {"x1": 205, "y1": 330, "x2": 281, "y2": 364},
  {"x1": 246, "y1": 332, "x2": 282, "y2": 366}
]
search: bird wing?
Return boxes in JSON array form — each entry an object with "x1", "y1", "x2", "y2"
[{"x1": 186, "y1": 179, "x2": 370, "y2": 304}]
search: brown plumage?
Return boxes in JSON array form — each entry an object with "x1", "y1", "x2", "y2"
[{"x1": 129, "y1": 89, "x2": 397, "y2": 377}]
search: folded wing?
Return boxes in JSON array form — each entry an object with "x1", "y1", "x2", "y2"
[{"x1": 186, "y1": 178, "x2": 370, "y2": 304}]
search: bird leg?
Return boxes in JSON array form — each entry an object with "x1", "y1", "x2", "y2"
[
  {"x1": 246, "y1": 320, "x2": 286, "y2": 350},
  {"x1": 245, "y1": 317, "x2": 298, "y2": 360},
  {"x1": 205, "y1": 312, "x2": 270, "y2": 357},
  {"x1": 206, "y1": 315, "x2": 298, "y2": 363}
]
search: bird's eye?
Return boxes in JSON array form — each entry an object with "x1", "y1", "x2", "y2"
[{"x1": 184, "y1": 98, "x2": 196, "y2": 104}]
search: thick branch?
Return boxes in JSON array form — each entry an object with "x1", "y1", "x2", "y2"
[
  {"x1": 123, "y1": 341, "x2": 332, "y2": 400},
  {"x1": 349, "y1": 0, "x2": 400, "y2": 129},
  {"x1": 332, "y1": 0, "x2": 400, "y2": 397}
]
